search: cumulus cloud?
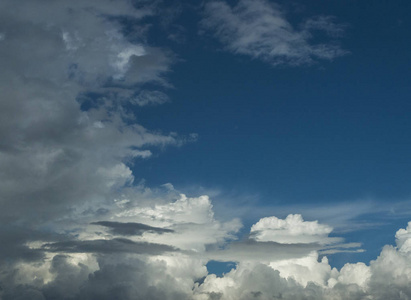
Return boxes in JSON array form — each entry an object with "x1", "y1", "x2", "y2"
[
  {"x1": 194, "y1": 221, "x2": 411, "y2": 300},
  {"x1": 0, "y1": 0, "x2": 180, "y2": 286},
  {"x1": 114, "y1": 193, "x2": 242, "y2": 252},
  {"x1": 202, "y1": 0, "x2": 348, "y2": 66},
  {"x1": 250, "y1": 214, "x2": 337, "y2": 244}
]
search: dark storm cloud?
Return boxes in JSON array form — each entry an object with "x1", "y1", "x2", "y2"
[
  {"x1": 0, "y1": 225, "x2": 65, "y2": 264},
  {"x1": 91, "y1": 221, "x2": 174, "y2": 236}
]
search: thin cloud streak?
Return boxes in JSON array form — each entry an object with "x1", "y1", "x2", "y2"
[{"x1": 91, "y1": 221, "x2": 174, "y2": 236}]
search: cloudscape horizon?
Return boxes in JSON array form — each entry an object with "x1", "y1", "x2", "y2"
[{"x1": 1, "y1": 1, "x2": 411, "y2": 299}]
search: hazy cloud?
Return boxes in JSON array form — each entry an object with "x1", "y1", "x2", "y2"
[{"x1": 132, "y1": 90, "x2": 170, "y2": 106}]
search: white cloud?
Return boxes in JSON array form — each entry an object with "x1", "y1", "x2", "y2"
[
  {"x1": 119, "y1": 194, "x2": 215, "y2": 225},
  {"x1": 250, "y1": 214, "x2": 337, "y2": 244},
  {"x1": 115, "y1": 194, "x2": 242, "y2": 252},
  {"x1": 4, "y1": 186, "x2": 411, "y2": 300},
  {"x1": 395, "y1": 221, "x2": 411, "y2": 251},
  {"x1": 268, "y1": 251, "x2": 332, "y2": 287},
  {"x1": 331, "y1": 262, "x2": 371, "y2": 289},
  {"x1": 194, "y1": 220, "x2": 411, "y2": 299},
  {"x1": 202, "y1": 0, "x2": 347, "y2": 66}
]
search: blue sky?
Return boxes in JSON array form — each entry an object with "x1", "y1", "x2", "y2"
[
  {"x1": 1, "y1": 0, "x2": 411, "y2": 299},
  {"x1": 132, "y1": 0, "x2": 411, "y2": 267}
]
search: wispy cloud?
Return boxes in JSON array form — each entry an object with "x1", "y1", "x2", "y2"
[{"x1": 202, "y1": 0, "x2": 348, "y2": 66}]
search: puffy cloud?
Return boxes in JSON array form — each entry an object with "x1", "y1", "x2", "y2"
[
  {"x1": 0, "y1": 2, "x2": 186, "y2": 296},
  {"x1": 194, "y1": 221, "x2": 411, "y2": 300},
  {"x1": 202, "y1": 0, "x2": 347, "y2": 66},
  {"x1": 395, "y1": 221, "x2": 411, "y2": 251},
  {"x1": 268, "y1": 251, "x2": 332, "y2": 287},
  {"x1": 114, "y1": 194, "x2": 242, "y2": 252},
  {"x1": 250, "y1": 214, "x2": 337, "y2": 244},
  {"x1": 330, "y1": 262, "x2": 371, "y2": 289},
  {"x1": 3, "y1": 194, "x2": 411, "y2": 300},
  {"x1": 194, "y1": 262, "x2": 324, "y2": 300}
]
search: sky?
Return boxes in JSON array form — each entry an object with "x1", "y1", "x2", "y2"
[{"x1": 1, "y1": 0, "x2": 411, "y2": 299}]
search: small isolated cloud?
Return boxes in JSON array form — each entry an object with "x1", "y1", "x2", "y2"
[
  {"x1": 250, "y1": 214, "x2": 336, "y2": 244},
  {"x1": 202, "y1": 0, "x2": 348, "y2": 66}
]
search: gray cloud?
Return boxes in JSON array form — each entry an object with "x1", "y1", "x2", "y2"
[
  {"x1": 42, "y1": 238, "x2": 177, "y2": 255},
  {"x1": 0, "y1": 0, "x2": 180, "y2": 268},
  {"x1": 1, "y1": 255, "x2": 192, "y2": 300},
  {"x1": 91, "y1": 221, "x2": 174, "y2": 236},
  {"x1": 207, "y1": 239, "x2": 320, "y2": 263}
]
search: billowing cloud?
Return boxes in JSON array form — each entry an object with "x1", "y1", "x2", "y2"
[
  {"x1": 115, "y1": 193, "x2": 243, "y2": 252},
  {"x1": 194, "y1": 222, "x2": 411, "y2": 299},
  {"x1": 202, "y1": 0, "x2": 347, "y2": 66},
  {"x1": 250, "y1": 214, "x2": 337, "y2": 244},
  {"x1": 0, "y1": 0, "x2": 180, "y2": 266}
]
